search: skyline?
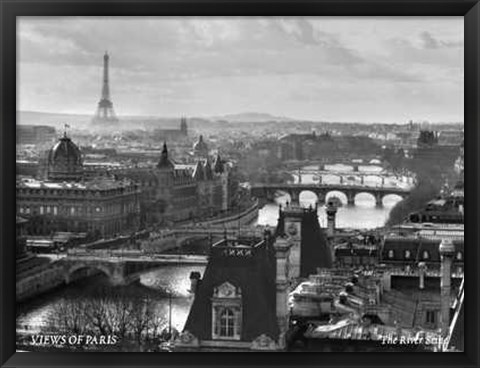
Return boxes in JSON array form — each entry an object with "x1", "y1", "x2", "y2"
[{"x1": 18, "y1": 16, "x2": 464, "y2": 124}]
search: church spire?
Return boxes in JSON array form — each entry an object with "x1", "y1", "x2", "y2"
[{"x1": 157, "y1": 142, "x2": 174, "y2": 169}]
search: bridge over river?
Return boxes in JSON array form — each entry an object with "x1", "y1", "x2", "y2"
[
  {"x1": 60, "y1": 250, "x2": 209, "y2": 286},
  {"x1": 250, "y1": 182, "x2": 412, "y2": 207}
]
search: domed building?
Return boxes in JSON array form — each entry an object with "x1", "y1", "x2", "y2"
[
  {"x1": 16, "y1": 131, "x2": 140, "y2": 238},
  {"x1": 47, "y1": 132, "x2": 84, "y2": 181}
]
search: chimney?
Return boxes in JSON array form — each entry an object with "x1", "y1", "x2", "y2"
[
  {"x1": 189, "y1": 271, "x2": 202, "y2": 295},
  {"x1": 418, "y1": 262, "x2": 426, "y2": 290},
  {"x1": 439, "y1": 239, "x2": 455, "y2": 337}
]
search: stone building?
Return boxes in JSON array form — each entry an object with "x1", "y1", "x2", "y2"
[
  {"x1": 16, "y1": 133, "x2": 140, "y2": 238},
  {"x1": 116, "y1": 144, "x2": 234, "y2": 225}
]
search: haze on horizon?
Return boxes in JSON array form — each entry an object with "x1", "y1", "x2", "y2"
[{"x1": 18, "y1": 16, "x2": 464, "y2": 124}]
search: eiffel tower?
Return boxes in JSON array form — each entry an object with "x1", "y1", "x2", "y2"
[{"x1": 92, "y1": 51, "x2": 119, "y2": 124}]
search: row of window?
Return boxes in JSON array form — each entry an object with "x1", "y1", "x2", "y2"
[
  {"x1": 386, "y1": 249, "x2": 463, "y2": 261},
  {"x1": 17, "y1": 186, "x2": 136, "y2": 197},
  {"x1": 17, "y1": 202, "x2": 137, "y2": 217}
]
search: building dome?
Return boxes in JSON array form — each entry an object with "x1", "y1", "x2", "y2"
[
  {"x1": 193, "y1": 135, "x2": 209, "y2": 156},
  {"x1": 47, "y1": 133, "x2": 84, "y2": 181}
]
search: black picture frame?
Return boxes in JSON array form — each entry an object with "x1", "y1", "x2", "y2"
[{"x1": 1, "y1": 0, "x2": 479, "y2": 367}]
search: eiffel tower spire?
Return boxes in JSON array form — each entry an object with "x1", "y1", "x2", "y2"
[{"x1": 92, "y1": 51, "x2": 118, "y2": 124}]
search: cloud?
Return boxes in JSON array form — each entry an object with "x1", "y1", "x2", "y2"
[
  {"x1": 419, "y1": 31, "x2": 463, "y2": 49},
  {"x1": 17, "y1": 17, "x2": 464, "y2": 122}
]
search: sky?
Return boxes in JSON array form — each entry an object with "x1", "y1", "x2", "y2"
[{"x1": 17, "y1": 16, "x2": 464, "y2": 123}]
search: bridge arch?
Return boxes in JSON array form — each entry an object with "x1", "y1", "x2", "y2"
[
  {"x1": 354, "y1": 192, "x2": 377, "y2": 207},
  {"x1": 65, "y1": 263, "x2": 114, "y2": 285},
  {"x1": 298, "y1": 190, "x2": 318, "y2": 207},
  {"x1": 325, "y1": 191, "x2": 348, "y2": 206}
]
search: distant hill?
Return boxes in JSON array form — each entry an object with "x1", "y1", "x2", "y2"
[
  {"x1": 17, "y1": 111, "x2": 92, "y2": 130},
  {"x1": 211, "y1": 112, "x2": 296, "y2": 123},
  {"x1": 16, "y1": 110, "x2": 299, "y2": 132},
  {"x1": 17, "y1": 110, "x2": 215, "y2": 132}
]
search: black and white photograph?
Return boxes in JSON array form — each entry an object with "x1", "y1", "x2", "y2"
[{"x1": 15, "y1": 16, "x2": 464, "y2": 353}]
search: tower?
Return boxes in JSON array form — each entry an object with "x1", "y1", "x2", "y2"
[
  {"x1": 273, "y1": 236, "x2": 292, "y2": 349},
  {"x1": 282, "y1": 203, "x2": 304, "y2": 279},
  {"x1": 326, "y1": 199, "x2": 338, "y2": 237},
  {"x1": 439, "y1": 239, "x2": 455, "y2": 337},
  {"x1": 92, "y1": 51, "x2": 118, "y2": 124}
]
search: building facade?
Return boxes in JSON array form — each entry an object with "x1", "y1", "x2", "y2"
[
  {"x1": 16, "y1": 133, "x2": 140, "y2": 238},
  {"x1": 116, "y1": 143, "x2": 234, "y2": 225}
]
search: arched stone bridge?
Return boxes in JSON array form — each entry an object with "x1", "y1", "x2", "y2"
[
  {"x1": 250, "y1": 183, "x2": 411, "y2": 207},
  {"x1": 60, "y1": 252, "x2": 208, "y2": 286}
]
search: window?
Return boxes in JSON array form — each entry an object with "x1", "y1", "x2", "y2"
[
  {"x1": 53, "y1": 206, "x2": 58, "y2": 216},
  {"x1": 456, "y1": 252, "x2": 463, "y2": 261},
  {"x1": 211, "y1": 282, "x2": 242, "y2": 340},
  {"x1": 422, "y1": 251, "x2": 430, "y2": 260},
  {"x1": 404, "y1": 250, "x2": 411, "y2": 259},
  {"x1": 426, "y1": 310, "x2": 436, "y2": 324},
  {"x1": 39, "y1": 206, "x2": 44, "y2": 215},
  {"x1": 219, "y1": 308, "x2": 235, "y2": 337},
  {"x1": 388, "y1": 250, "x2": 395, "y2": 259}
]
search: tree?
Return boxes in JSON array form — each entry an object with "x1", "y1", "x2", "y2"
[
  {"x1": 84, "y1": 296, "x2": 112, "y2": 336},
  {"x1": 130, "y1": 296, "x2": 156, "y2": 343},
  {"x1": 46, "y1": 298, "x2": 88, "y2": 335}
]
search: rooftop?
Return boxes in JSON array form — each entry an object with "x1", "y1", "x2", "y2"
[
  {"x1": 16, "y1": 177, "x2": 135, "y2": 190},
  {"x1": 305, "y1": 319, "x2": 441, "y2": 347}
]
